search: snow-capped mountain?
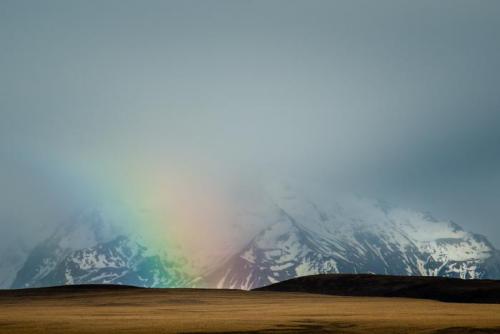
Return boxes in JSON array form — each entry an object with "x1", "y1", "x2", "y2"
[
  {"x1": 8, "y1": 186, "x2": 500, "y2": 290},
  {"x1": 206, "y1": 188, "x2": 500, "y2": 290},
  {"x1": 19, "y1": 235, "x2": 193, "y2": 287},
  {"x1": 11, "y1": 208, "x2": 119, "y2": 288},
  {"x1": 11, "y1": 208, "x2": 194, "y2": 288}
]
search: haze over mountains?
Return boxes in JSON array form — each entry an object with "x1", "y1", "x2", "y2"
[
  {"x1": 2, "y1": 0, "x2": 500, "y2": 297},
  {"x1": 4, "y1": 185, "x2": 500, "y2": 290},
  {"x1": 207, "y1": 187, "x2": 500, "y2": 289}
]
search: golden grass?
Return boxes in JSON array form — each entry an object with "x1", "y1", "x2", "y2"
[{"x1": 0, "y1": 288, "x2": 499, "y2": 333}]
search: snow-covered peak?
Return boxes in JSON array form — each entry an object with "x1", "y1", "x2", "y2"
[{"x1": 209, "y1": 187, "x2": 500, "y2": 289}]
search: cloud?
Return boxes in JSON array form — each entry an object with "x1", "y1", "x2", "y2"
[{"x1": 1, "y1": 0, "x2": 499, "y2": 246}]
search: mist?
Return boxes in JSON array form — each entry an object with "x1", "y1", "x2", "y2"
[{"x1": 1, "y1": 0, "x2": 500, "y2": 251}]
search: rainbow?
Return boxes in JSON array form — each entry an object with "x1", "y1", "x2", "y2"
[{"x1": 10, "y1": 150, "x2": 255, "y2": 286}]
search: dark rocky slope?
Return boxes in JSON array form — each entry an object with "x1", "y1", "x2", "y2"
[{"x1": 254, "y1": 273, "x2": 500, "y2": 303}]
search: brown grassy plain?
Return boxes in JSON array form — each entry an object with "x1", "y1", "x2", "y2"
[{"x1": 0, "y1": 288, "x2": 499, "y2": 333}]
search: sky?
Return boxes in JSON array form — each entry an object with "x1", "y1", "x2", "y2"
[{"x1": 1, "y1": 0, "x2": 500, "y2": 248}]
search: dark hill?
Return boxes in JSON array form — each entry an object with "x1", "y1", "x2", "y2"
[
  {"x1": 0, "y1": 284, "x2": 141, "y2": 297},
  {"x1": 253, "y1": 274, "x2": 500, "y2": 304}
]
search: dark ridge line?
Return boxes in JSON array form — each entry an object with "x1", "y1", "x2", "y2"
[
  {"x1": 0, "y1": 284, "x2": 142, "y2": 296},
  {"x1": 5, "y1": 283, "x2": 142, "y2": 291},
  {"x1": 3, "y1": 274, "x2": 500, "y2": 304},
  {"x1": 253, "y1": 273, "x2": 500, "y2": 304},
  {"x1": 0, "y1": 284, "x2": 245, "y2": 297}
]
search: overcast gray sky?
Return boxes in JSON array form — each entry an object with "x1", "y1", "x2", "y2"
[{"x1": 1, "y1": 0, "x2": 500, "y2": 247}]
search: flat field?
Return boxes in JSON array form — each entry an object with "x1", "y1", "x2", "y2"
[{"x1": 0, "y1": 287, "x2": 499, "y2": 333}]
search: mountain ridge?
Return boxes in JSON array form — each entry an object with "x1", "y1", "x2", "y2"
[
  {"x1": 254, "y1": 273, "x2": 500, "y2": 304},
  {"x1": 8, "y1": 190, "x2": 500, "y2": 290},
  {"x1": 10, "y1": 208, "x2": 195, "y2": 289},
  {"x1": 206, "y1": 191, "x2": 500, "y2": 289}
]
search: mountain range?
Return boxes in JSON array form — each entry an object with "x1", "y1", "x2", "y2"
[
  {"x1": 10, "y1": 209, "x2": 194, "y2": 289},
  {"x1": 206, "y1": 190, "x2": 500, "y2": 289},
  {"x1": 5, "y1": 188, "x2": 500, "y2": 289}
]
